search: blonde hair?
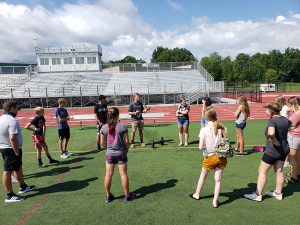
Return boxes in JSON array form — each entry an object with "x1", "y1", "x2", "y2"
[
  {"x1": 34, "y1": 106, "x2": 44, "y2": 115},
  {"x1": 275, "y1": 95, "x2": 286, "y2": 107},
  {"x1": 288, "y1": 96, "x2": 300, "y2": 117},
  {"x1": 238, "y1": 95, "x2": 250, "y2": 117},
  {"x1": 58, "y1": 98, "x2": 67, "y2": 105}
]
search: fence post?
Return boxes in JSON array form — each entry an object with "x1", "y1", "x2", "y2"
[
  {"x1": 80, "y1": 86, "x2": 83, "y2": 107},
  {"x1": 10, "y1": 88, "x2": 14, "y2": 99},
  {"x1": 147, "y1": 85, "x2": 150, "y2": 105}
]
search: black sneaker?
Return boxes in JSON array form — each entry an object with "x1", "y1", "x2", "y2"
[
  {"x1": 97, "y1": 147, "x2": 102, "y2": 152},
  {"x1": 49, "y1": 159, "x2": 59, "y2": 164},
  {"x1": 123, "y1": 193, "x2": 135, "y2": 202},
  {"x1": 105, "y1": 194, "x2": 114, "y2": 203},
  {"x1": 5, "y1": 194, "x2": 25, "y2": 203},
  {"x1": 18, "y1": 185, "x2": 37, "y2": 194}
]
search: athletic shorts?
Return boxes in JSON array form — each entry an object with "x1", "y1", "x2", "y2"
[
  {"x1": 106, "y1": 154, "x2": 128, "y2": 165},
  {"x1": 262, "y1": 153, "x2": 286, "y2": 165},
  {"x1": 202, "y1": 154, "x2": 227, "y2": 170},
  {"x1": 132, "y1": 120, "x2": 144, "y2": 132},
  {"x1": 177, "y1": 118, "x2": 189, "y2": 126},
  {"x1": 288, "y1": 134, "x2": 300, "y2": 150},
  {"x1": 32, "y1": 135, "x2": 45, "y2": 148},
  {"x1": 0, "y1": 148, "x2": 22, "y2": 171},
  {"x1": 236, "y1": 122, "x2": 247, "y2": 130},
  {"x1": 58, "y1": 127, "x2": 70, "y2": 140},
  {"x1": 97, "y1": 124, "x2": 104, "y2": 134}
]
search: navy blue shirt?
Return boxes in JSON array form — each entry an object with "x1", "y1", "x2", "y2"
[
  {"x1": 30, "y1": 116, "x2": 46, "y2": 136},
  {"x1": 55, "y1": 107, "x2": 69, "y2": 129},
  {"x1": 94, "y1": 103, "x2": 108, "y2": 124}
]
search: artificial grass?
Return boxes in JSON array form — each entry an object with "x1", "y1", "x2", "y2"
[{"x1": 0, "y1": 120, "x2": 299, "y2": 225}]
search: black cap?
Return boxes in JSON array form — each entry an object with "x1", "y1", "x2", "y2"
[{"x1": 263, "y1": 103, "x2": 281, "y2": 113}]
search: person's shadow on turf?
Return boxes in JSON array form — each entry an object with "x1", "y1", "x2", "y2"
[
  {"x1": 132, "y1": 179, "x2": 178, "y2": 199},
  {"x1": 25, "y1": 177, "x2": 98, "y2": 198},
  {"x1": 24, "y1": 165, "x2": 83, "y2": 179}
]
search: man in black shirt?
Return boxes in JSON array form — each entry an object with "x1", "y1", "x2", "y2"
[{"x1": 94, "y1": 95, "x2": 108, "y2": 151}]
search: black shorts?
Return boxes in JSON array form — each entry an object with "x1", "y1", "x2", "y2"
[
  {"x1": 262, "y1": 153, "x2": 286, "y2": 165},
  {"x1": 58, "y1": 127, "x2": 70, "y2": 140},
  {"x1": 0, "y1": 148, "x2": 22, "y2": 171},
  {"x1": 97, "y1": 124, "x2": 104, "y2": 134}
]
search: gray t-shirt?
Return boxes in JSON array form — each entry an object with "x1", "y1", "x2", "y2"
[
  {"x1": 100, "y1": 123, "x2": 128, "y2": 156},
  {"x1": 265, "y1": 116, "x2": 291, "y2": 158},
  {"x1": 0, "y1": 114, "x2": 23, "y2": 149}
]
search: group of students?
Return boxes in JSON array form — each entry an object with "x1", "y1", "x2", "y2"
[{"x1": 1, "y1": 93, "x2": 299, "y2": 205}]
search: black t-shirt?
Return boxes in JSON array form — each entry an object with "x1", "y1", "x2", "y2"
[
  {"x1": 265, "y1": 116, "x2": 291, "y2": 158},
  {"x1": 176, "y1": 104, "x2": 190, "y2": 119},
  {"x1": 94, "y1": 104, "x2": 108, "y2": 124},
  {"x1": 128, "y1": 102, "x2": 144, "y2": 121},
  {"x1": 31, "y1": 116, "x2": 46, "y2": 136}
]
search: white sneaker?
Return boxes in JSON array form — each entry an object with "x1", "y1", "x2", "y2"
[
  {"x1": 184, "y1": 142, "x2": 188, "y2": 147},
  {"x1": 178, "y1": 142, "x2": 183, "y2": 146},
  {"x1": 244, "y1": 192, "x2": 262, "y2": 202},
  {"x1": 266, "y1": 191, "x2": 283, "y2": 200},
  {"x1": 18, "y1": 185, "x2": 37, "y2": 194},
  {"x1": 283, "y1": 162, "x2": 290, "y2": 168},
  {"x1": 66, "y1": 152, "x2": 72, "y2": 157},
  {"x1": 60, "y1": 153, "x2": 68, "y2": 159}
]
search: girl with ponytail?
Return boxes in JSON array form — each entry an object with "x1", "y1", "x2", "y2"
[
  {"x1": 190, "y1": 110, "x2": 227, "y2": 208},
  {"x1": 100, "y1": 107, "x2": 134, "y2": 202}
]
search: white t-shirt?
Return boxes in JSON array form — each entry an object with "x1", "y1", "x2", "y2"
[
  {"x1": 199, "y1": 124, "x2": 219, "y2": 156},
  {"x1": 0, "y1": 114, "x2": 23, "y2": 149},
  {"x1": 280, "y1": 105, "x2": 289, "y2": 118}
]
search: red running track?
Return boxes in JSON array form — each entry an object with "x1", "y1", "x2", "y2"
[{"x1": 2, "y1": 92, "x2": 299, "y2": 127}]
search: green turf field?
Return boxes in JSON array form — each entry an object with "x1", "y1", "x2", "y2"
[{"x1": 1, "y1": 120, "x2": 300, "y2": 225}]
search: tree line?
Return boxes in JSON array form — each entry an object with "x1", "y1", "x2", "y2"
[{"x1": 107, "y1": 47, "x2": 300, "y2": 83}]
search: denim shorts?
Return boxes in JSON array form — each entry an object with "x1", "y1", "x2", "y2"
[
  {"x1": 236, "y1": 122, "x2": 246, "y2": 130},
  {"x1": 177, "y1": 118, "x2": 189, "y2": 126},
  {"x1": 288, "y1": 134, "x2": 300, "y2": 150}
]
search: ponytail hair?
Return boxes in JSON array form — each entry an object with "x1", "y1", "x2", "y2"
[
  {"x1": 205, "y1": 110, "x2": 218, "y2": 135},
  {"x1": 107, "y1": 107, "x2": 119, "y2": 134}
]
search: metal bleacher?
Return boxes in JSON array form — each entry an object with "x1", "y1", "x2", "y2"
[{"x1": 0, "y1": 62, "x2": 224, "y2": 104}]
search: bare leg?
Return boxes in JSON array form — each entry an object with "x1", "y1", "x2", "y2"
[
  {"x1": 139, "y1": 129, "x2": 144, "y2": 143},
  {"x1": 178, "y1": 126, "x2": 183, "y2": 144},
  {"x1": 183, "y1": 125, "x2": 189, "y2": 144},
  {"x1": 96, "y1": 134, "x2": 100, "y2": 147},
  {"x1": 36, "y1": 147, "x2": 42, "y2": 161},
  {"x1": 59, "y1": 139, "x2": 64, "y2": 154},
  {"x1": 289, "y1": 149, "x2": 298, "y2": 180},
  {"x1": 193, "y1": 168, "x2": 209, "y2": 199},
  {"x1": 104, "y1": 163, "x2": 115, "y2": 195},
  {"x1": 235, "y1": 128, "x2": 240, "y2": 150},
  {"x1": 213, "y1": 168, "x2": 223, "y2": 206},
  {"x1": 273, "y1": 160, "x2": 284, "y2": 194},
  {"x1": 64, "y1": 139, "x2": 69, "y2": 152},
  {"x1": 131, "y1": 131, "x2": 136, "y2": 144},
  {"x1": 237, "y1": 129, "x2": 244, "y2": 154},
  {"x1": 2, "y1": 171, "x2": 13, "y2": 193},
  {"x1": 118, "y1": 164, "x2": 129, "y2": 196},
  {"x1": 256, "y1": 161, "x2": 272, "y2": 195}
]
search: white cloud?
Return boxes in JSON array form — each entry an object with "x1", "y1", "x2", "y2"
[
  {"x1": 0, "y1": 1, "x2": 299, "y2": 63},
  {"x1": 167, "y1": 0, "x2": 183, "y2": 11}
]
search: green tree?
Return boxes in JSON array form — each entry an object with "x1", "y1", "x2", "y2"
[
  {"x1": 151, "y1": 47, "x2": 195, "y2": 62},
  {"x1": 220, "y1": 56, "x2": 235, "y2": 82},
  {"x1": 265, "y1": 68, "x2": 279, "y2": 83},
  {"x1": 234, "y1": 53, "x2": 250, "y2": 87}
]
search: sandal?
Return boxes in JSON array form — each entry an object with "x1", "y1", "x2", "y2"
[{"x1": 189, "y1": 193, "x2": 200, "y2": 200}]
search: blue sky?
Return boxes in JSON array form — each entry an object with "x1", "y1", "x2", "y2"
[{"x1": 0, "y1": 0, "x2": 299, "y2": 62}]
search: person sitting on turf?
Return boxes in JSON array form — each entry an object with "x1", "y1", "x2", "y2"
[
  {"x1": 190, "y1": 110, "x2": 227, "y2": 208},
  {"x1": 25, "y1": 107, "x2": 59, "y2": 168},
  {"x1": 176, "y1": 98, "x2": 190, "y2": 146},
  {"x1": 244, "y1": 103, "x2": 290, "y2": 201},
  {"x1": 100, "y1": 107, "x2": 134, "y2": 202}
]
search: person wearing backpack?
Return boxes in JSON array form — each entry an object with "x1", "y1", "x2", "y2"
[{"x1": 190, "y1": 110, "x2": 227, "y2": 208}]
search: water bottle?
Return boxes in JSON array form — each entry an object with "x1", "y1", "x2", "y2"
[
  {"x1": 151, "y1": 139, "x2": 155, "y2": 149},
  {"x1": 160, "y1": 137, "x2": 164, "y2": 145}
]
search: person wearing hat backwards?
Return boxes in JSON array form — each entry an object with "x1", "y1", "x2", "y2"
[
  {"x1": 0, "y1": 101, "x2": 36, "y2": 202},
  {"x1": 244, "y1": 103, "x2": 291, "y2": 201}
]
